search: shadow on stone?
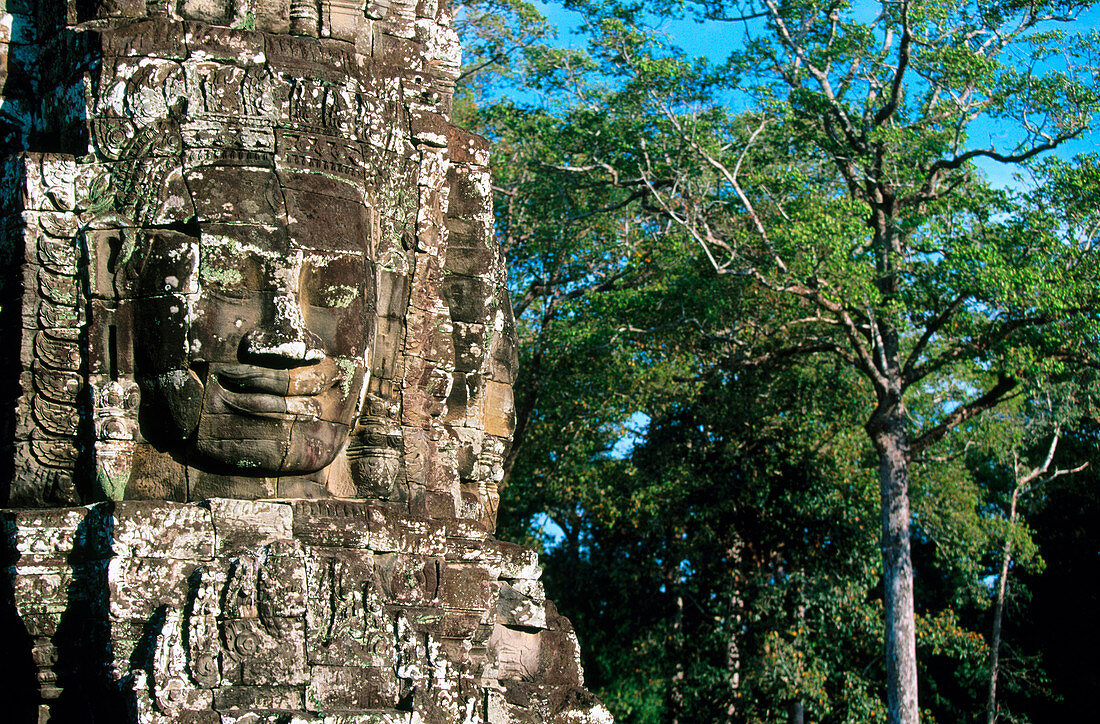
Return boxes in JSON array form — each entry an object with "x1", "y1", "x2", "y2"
[
  {"x1": 0, "y1": 511, "x2": 38, "y2": 721},
  {"x1": 50, "y1": 502, "x2": 134, "y2": 723}
]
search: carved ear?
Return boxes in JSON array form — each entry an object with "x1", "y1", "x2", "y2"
[
  {"x1": 82, "y1": 226, "x2": 137, "y2": 301},
  {"x1": 140, "y1": 369, "x2": 205, "y2": 440},
  {"x1": 149, "y1": 168, "x2": 196, "y2": 226}
]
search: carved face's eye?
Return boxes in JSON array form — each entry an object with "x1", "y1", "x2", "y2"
[
  {"x1": 198, "y1": 244, "x2": 265, "y2": 298},
  {"x1": 131, "y1": 230, "x2": 198, "y2": 299}
]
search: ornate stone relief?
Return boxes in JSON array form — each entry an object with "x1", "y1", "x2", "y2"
[
  {"x1": 3, "y1": 500, "x2": 614, "y2": 722},
  {"x1": 0, "y1": 1, "x2": 610, "y2": 721}
]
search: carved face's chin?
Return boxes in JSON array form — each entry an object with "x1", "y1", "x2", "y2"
[{"x1": 190, "y1": 417, "x2": 350, "y2": 475}]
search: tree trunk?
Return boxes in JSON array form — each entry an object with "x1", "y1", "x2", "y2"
[
  {"x1": 868, "y1": 404, "x2": 919, "y2": 724},
  {"x1": 724, "y1": 540, "x2": 744, "y2": 723},
  {"x1": 863, "y1": 206, "x2": 919, "y2": 724},
  {"x1": 669, "y1": 562, "x2": 684, "y2": 724},
  {"x1": 987, "y1": 470, "x2": 1026, "y2": 724},
  {"x1": 985, "y1": 522, "x2": 1013, "y2": 724}
]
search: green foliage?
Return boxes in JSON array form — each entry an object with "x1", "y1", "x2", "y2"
[
  {"x1": 454, "y1": 0, "x2": 554, "y2": 112},
  {"x1": 455, "y1": 0, "x2": 1100, "y2": 721}
]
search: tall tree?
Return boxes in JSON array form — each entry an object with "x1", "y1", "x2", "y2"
[
  {"x1": 454, "y1": 1, "x2": 1100, "y2": 720},
  {"x1": 526, "y1": 2, "x2": 1100, "y2": 720}
]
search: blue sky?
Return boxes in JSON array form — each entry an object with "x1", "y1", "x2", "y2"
[{"x1": 534, "y1": 0, "x2": 1100, "y2": 62}]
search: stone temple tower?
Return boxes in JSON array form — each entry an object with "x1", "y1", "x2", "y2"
[{"x1": 0, "y1": 0, "x2": 612, "y2": 721}]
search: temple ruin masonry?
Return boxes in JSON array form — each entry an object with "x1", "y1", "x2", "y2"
[{"x1": 0, "y1": 0, "x2": 612, "y2": 721}]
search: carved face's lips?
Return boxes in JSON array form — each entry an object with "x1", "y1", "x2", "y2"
[
  {"x1": 191, "y1": 361, "x2": 364, "y2": 475},
  {"x1": 204, "y1": 361, "x2": 353, "y2": 424},
  {"x1": 218, "y1": 389, "x2": 325, "y2": 420},
  {"x1": 216, "y1": 360, "x2": 343, "y2": 397},
  {"x1": 214, "y1": 363, "x2": 334, "y2": 422}
]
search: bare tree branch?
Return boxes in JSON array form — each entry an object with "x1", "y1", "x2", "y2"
[
  {"x1": 925, "y1": 128, "x2": 1085, "y2": 180},
  {"x1": 872, "y1": 0, "x2": 912, "y2": 127}
]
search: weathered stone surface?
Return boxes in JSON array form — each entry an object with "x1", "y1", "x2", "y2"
[
  {"x1": 107, "y1": 556, "x2": 196, "y2": 618},
  {"x1": 2, "y1": 4, "x2": 509, "y2": 518},
  {"x1": 206, "y1": 498, "x2": 293, "y2": 552},
  {"x1": 111, "y1": 501, "x2": 215, "y2": 558},
  {"x1": 1, "y1": 2, "x2": 609, "y2": 721},
  {"x1": 497, "y1": 540, "x2": 543, "y2": 581},
  {"x1": 5, "y1": 507, "x2": 88, "y2": 560},
  {"x1": 2, "y1": 501, "x2": 613, "y2": 722}
]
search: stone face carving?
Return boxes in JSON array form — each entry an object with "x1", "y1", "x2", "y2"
[
  {"x1": 0, "y1": 2, "x2": 610, "y2": 722},
  {"x1": 121, "y1": 166, "x2": 376, "y2": 499},
  {"x1": 1, "y1": 0, "x2": 517, "y2": 522}
]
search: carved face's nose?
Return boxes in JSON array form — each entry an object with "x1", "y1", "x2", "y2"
[
  {"x1": 241, "y1": 292, "x2": 326, "y2": 364},
  {"x1": 241, "y1": 253, "x2": 325, "y2": 365}
]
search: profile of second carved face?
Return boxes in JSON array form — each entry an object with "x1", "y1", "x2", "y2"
[{"x1": 119, "y1": 163, "x2": 377, "y2": 496}]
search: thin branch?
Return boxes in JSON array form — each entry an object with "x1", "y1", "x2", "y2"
[
  {"x1": 925, "y1": 128, "x2": 1085, "y2": 180},
  {"x1": 729, "y1": 117, "x2": 788, "y2": 274},
  {"x1": 872, "y1": 0, "x2": 912, "y2": 127},
  {"x1": 902, "y1": 294, "x2": 968, "y2": 384},
  {"x1": 565, "y1": 189, "x2": 650, "y2": 223},
  {"x1": 761, "y1": 0, "x2": 866, "y2": 153},
  {"x1": 911, "y1": 375, "x2": 1019, "y2": 454},
  {"x1": 904, "y1": 313, "x2": 1056, "y2": 386},
  {"x1": 1018, "y1": 429, "x2": 1062, "y2": 488}
]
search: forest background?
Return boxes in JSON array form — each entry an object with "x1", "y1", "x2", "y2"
[{"x1": 451, "y1": 1, "x2": 1100, "y2": 723}]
